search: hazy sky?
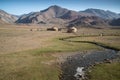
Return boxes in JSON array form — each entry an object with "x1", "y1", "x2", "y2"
[{"x1": 0, "y1": 0, "x2": 120, "y2": 15}]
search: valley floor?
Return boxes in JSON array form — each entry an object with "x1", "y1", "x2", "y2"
[{"x1": 0, "y1": 24, "x2": 120, "y2": 80}]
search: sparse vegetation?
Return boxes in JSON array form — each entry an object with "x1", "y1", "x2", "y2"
[{"x1": 0, "y1": 24, "x2": 120, "y2": 80}]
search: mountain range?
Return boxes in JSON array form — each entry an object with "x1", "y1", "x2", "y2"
[
  {"x1": 81, "y1": 8, "x2": 120, "y2": 19},
  {"x1": 0, "y1": 5, "x2": 120, "y2": 27},
  {"x1": 0, "y1": 9, "x2": 18, "y2": 23}
]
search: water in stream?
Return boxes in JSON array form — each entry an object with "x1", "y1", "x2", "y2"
[
  {"x1": 59, "y1": 49, "x2": 119, "y2": 80},
  {"x1": 59, "y1": 36, "x2": 120, "y2": 80}
]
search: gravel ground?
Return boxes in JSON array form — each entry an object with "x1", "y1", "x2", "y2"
[{"x1": 59, "y1": 49, "x2": 119, "y2": 80}]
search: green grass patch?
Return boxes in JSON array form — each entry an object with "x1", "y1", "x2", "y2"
[
  {"x1": 0, "y1": 51, "x2": 60, "y2": 80},
  {"x1": 0, "y1": 36, "x2": 101, "y2": 80},
  {"x1": 29, "y1": 37, "x2": 101, "y2": 56},
  {"x1": 65, "y1": 35, "x2": 120, "y2": 50},
  {"x1": 87, "y1": 62, "x2": 120, "y2": 80}
]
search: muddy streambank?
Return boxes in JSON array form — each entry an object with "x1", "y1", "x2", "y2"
[{"x1": 58, "y1": 36, "x2": 120, "y2": 80}]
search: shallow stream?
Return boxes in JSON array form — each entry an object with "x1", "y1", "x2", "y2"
[{"x1": 59, "y1": 36, "x2": 120, "y2": 80}]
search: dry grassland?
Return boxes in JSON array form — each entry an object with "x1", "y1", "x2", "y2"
[{"x1": 0, "y1": 24, "x2": 120, "y2": 80}]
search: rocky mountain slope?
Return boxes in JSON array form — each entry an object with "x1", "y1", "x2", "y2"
[
  {"x1": 81, "y1": 8, "x2": 120, "y2": 19},
  {"x1": 0, "y1": 9, "x2": 18, "y2": 23},
  {"x1": 1, "y1": 5, "x2": 120, "y2": 28},
  {"x1": 109, "y1": 18, "x2": 120, "y2": 26},
  {"x1": 16, "y1": 5, "x2": 120, "y2": 27},
  {"x1": 16, "y1": 5, "x2": 83, "y2": 24},
  {"x1": 67, "y1": 16, "x2": 108, "y2": 27}
]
